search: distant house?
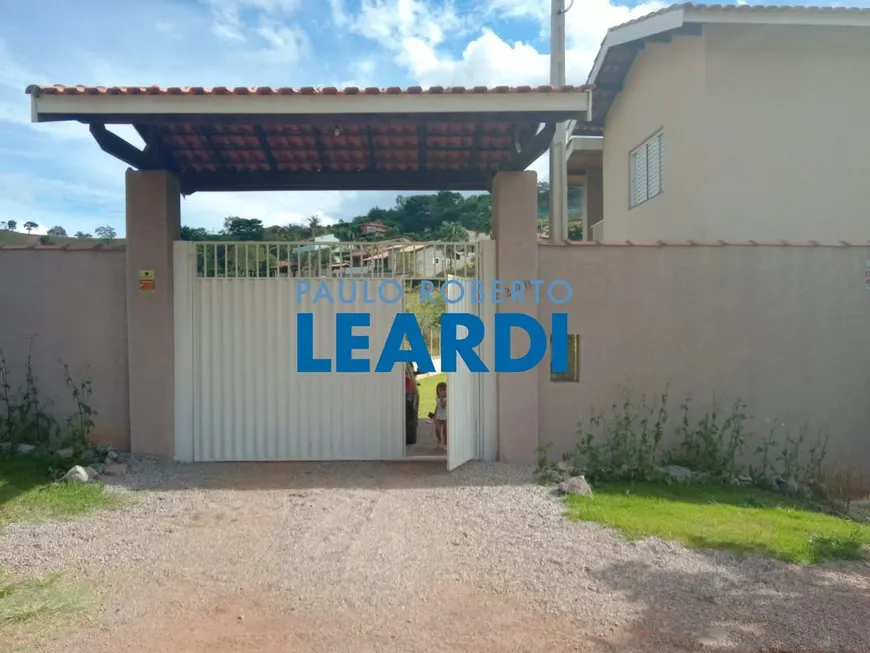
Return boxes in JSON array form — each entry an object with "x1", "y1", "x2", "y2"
[
  {"x1": 465, "y1": 230, "x2": 491, "y2": 243},
  {"x1": 387, "y1": 243, "x2": 448, "y2": 278},
  {"x1": 291, "y1": 233, "x2": 340, "y2": 255},
  {"x1": 334, "y1": 241, "x2": 454, "y2": 278},
  {"x1": 359, "y1": 221, "x2": 388, "y2": 237}
]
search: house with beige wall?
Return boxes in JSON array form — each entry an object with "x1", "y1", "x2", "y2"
[
  {"x1": 571, "y1": 3, "x2": 870, "y2": 243},
  {"x1": 4, "y1": 59, "x2": 869, "y2": 481}
]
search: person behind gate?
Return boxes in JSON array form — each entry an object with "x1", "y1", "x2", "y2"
[{"x1": 433, "y1": 381, "x2": 447, "y2": 450}]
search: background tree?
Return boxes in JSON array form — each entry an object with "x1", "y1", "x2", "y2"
[
  {"x1": 23, "y1": 221, "x2": 38, "y2": 234},
  {"x1": 74, "y1": 231, "x2": 93, "y2": 239},
  {"x1": 180, "y1": 226, "x2": 212, "y2": 241},
  {"x1": 6, "y1": 220, "x2": 16, "y2": 231},
  {"x1": 95, "y1": 225, "x2": 117, "y2": 242},
  {"x1": 437, "y1": 221, "x2": 469, "y2": 242},
  {"x1": 47, "y1": 226, "x2": 67, "y2": 238},
  {"x1": 179, "y1": 190, "x2": 497, "y2": 246},
  {"x1": 222, "y1": 217, "x2": 264, "y2": 241},
  {"x1": 307, "y1": 215, "x2": 322, "y2": 238}
]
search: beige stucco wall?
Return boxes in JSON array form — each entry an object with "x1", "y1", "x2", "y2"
[
  {"x1": 602, "y1": 34, "x2": 706, "y2": 241},
  {"x1": 602, "y1": 24, "x2": 870, "y2": 242},
  {"x1": 0, "y1": 249, "x2": 130, "y2": 449},
  {"x1": 537, "y1": 244, "x2": 870, "y2": 476}
]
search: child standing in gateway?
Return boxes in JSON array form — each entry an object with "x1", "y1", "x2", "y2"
[{"x1": 433, "y1": 381, "x2": 447, "y2": 449}]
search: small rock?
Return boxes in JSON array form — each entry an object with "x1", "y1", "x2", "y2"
[
  {"x1": 0, "y1": 441, "x2": 13, "y2": 452},
  {"x1": 657, "y1": 465, "x2": 694, "y2": 483},
  {"x1": 62, "y1": 466, "x2": 91, "y2": 484},
  {"x1": 558, "y1": 475, "x2": 593, "y2": 496},
  {"x1": 55, "y1": 448, "x2": 74, "y2": 459},
  {"x1": 104, "y1": 463, "x2": 128, "y2": 476},
  {"x1": 16, "y1": 443, "x2": 36, "y2": 455},
  {"x1": 105, "y1": 450, "x2": 119, "y2": 463},
  {"x1": 84, "y1": 466, "x2": 101, "y2": 481},
  {"x1": 79, "y1": 449, "x2": 96, "y2": 462},
  {"x1": 90, "y1": 463, "x2": 106, "y2": 475},
  {"x1": 736, "y1": 474, "x2": 753, "y2": 485},
  {"x1": 785, "y1": 477, "x2": 800, "y2": 496}
]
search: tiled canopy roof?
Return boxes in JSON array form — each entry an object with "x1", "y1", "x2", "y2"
[
  {"x1": 123, "y1": 118, "x2": 554, "y2": 193},
  {"x1": 27, "y1": 84, "x2": 592, "y2": 193}
]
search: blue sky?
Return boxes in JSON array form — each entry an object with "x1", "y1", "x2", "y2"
[{"x1": 0, "y1": 0, "x2": 859, "y2": 235}]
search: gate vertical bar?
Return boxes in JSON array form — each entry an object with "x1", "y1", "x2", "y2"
[
  {"x1": 478, "y1": 239, "x2": 498, "y2": 461},
  {"x1": 173, "y1": 241, "x2": 196, "y2": 462}
]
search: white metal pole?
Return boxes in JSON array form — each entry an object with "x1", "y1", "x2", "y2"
[{"x1": 549, "y1": 0, "x2": 568, "y2": 243}]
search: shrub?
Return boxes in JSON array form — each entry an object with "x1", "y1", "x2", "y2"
[
  {"x1": 0, "y1": 342, "x2": 97, "y2": 453},
  {"x1": 665, "y1": 395, "x2": 749, "y2": 478},
  {"x1": 548, "y1": 385, "x2": 842, "y2": 503},
  {"x1": 562, "y1": 388, "x2": 669, "y2": 483}
]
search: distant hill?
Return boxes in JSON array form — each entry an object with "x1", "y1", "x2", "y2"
[{"x1": 0, "y1": 231, "x2": 124, "y2": 247}]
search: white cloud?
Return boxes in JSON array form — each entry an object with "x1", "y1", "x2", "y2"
[
  {"x1": 239, "y1": 22, "x2": 310, "y2": 63},
  {"x1": 402, "y1": 28, "x2": 551, "y2": 87},
  {"x1": 204, "y1": 0, "x2": 302, "y2": 41},
  {"x1": 336, "y1": 0, "x2": 666, "y2": 86},
  {"x1": 328, "y1": 0, "x2": 351, "y2": 27}
]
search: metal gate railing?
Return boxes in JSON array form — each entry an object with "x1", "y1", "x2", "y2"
[{"x1": 192, "y1": 240, "x2": 479, "y2": 281}]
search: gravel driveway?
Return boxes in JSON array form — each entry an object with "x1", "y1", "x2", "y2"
[{"x1": 1, "y1": 458, "x2": 869, "y2": 653}]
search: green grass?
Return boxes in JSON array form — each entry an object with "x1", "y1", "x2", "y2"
[
  {"x1": 0, "y1": 454, "x2": 121, "y2": 527},
  {"x1": 417, "y1": 372, "x2": 446, "y2": 418},
  {"x1": 0, "y1": 569, "x2": 92, "y2": 651},
  {"x1": 566, "y1": 481, "x2": 870, "y2": 565},
  {"x1": 0, "y1": 570, "x2": 89, "y2": 627}
]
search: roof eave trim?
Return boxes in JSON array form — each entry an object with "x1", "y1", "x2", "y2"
[
  {"x1": 683, "y1": 6, "x2": 870, "y2": 28},
  {"x1": 587, "y1": 7, "x2": 687, "y2": 84},
  {"x1": 29, "y1": 91, "x2": 590, "y2": 124}
]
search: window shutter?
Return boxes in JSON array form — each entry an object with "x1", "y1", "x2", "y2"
[
  {"x1": 646, "y1": 134, "x2": 661, "y2": 198},
  {"x1": 657, "y1": 134, "x2": 663, "y2": 192},
  {"x1": 630, "y1": 147, "x2": 647, "y2": 207}
]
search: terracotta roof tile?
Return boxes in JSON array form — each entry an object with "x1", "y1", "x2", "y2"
[
  {"x1": 24, "y1": 83, "x2": 594, "y2": 191},
  {"x1": 609, "y1": 2, "x2": 870, "y2": 32},
  {"x1": 25, "y1": 84, "x2": 593, "y2": 97}
]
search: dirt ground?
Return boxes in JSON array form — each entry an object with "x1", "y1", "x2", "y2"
[{"x1": 2, "y1": 459, "x2": 869, "y2": 653}]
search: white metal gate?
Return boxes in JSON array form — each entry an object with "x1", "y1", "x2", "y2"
[
  {"x1": 174, "y1": 242, "x2": 404, "y2": 462},
  {"x1": 446, "y1": 273, "x2": 481, "y2": 471}
]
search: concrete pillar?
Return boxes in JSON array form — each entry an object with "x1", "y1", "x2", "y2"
[
  {"x1": 585, "y1": 166, "x2": 603, "y2": 240},
  {"x1": 491, "y1": 171, "x2": 539, "y2": 463},
  {"x1": 125, "y1": 169, "x2": 180, "y2": 457}
]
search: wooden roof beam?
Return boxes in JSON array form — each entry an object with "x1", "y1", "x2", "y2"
[{"x1": 88, "y1": 123, "x2": 165, "y2": 171}]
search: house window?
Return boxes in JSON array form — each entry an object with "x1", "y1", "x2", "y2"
[
  {"x1": 629, "y1": 131, "x2": 663, "y2": 208},
  {"x1": 550, "y1": 334, "x2": 580, "y2": 383}
]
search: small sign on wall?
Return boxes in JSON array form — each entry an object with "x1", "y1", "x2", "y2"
[{"x1": 138, "y1": 270, "x2": 155, "y2": 292}]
